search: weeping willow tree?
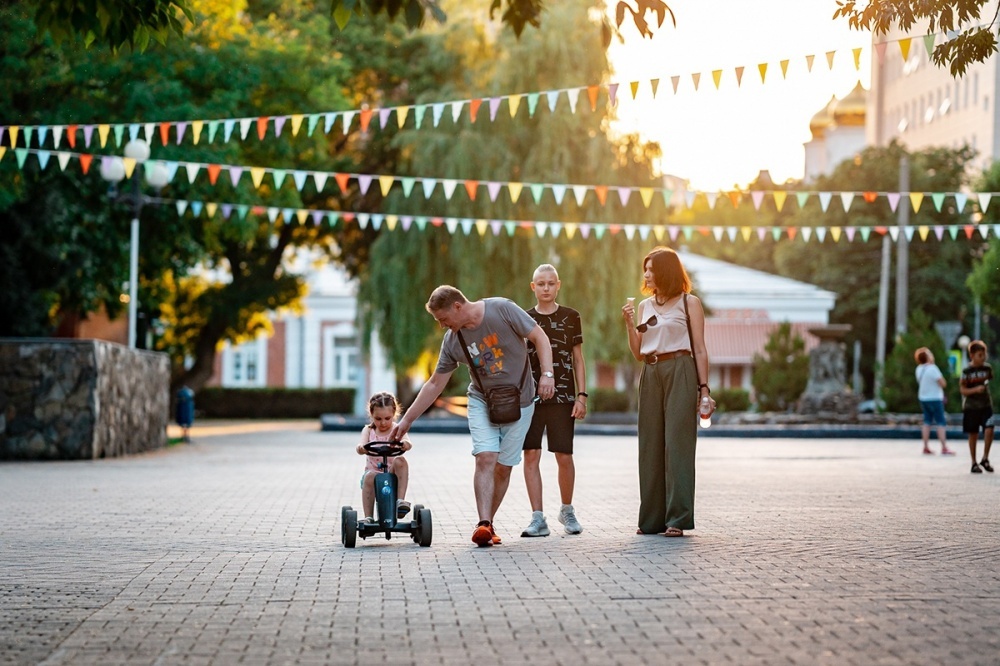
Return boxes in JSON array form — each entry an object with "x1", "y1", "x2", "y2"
[{"x1": 357, "y1": 1, "x2": 664, "y2": 395}]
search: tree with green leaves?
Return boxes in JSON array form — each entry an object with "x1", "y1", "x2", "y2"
[
  {"x1": 881, "y1": 309, "x2": 960, "y2": 412},
  {"x1": 751, "y1": 322, "x2": 809, "y2": 412},
  {"x1": 835, "y1": 0, "x2": 1000, "y2": 75},
  {"x1": 355, "y1": 1, "x2": 664, "y2": 400},
  {"x1": 0, "y1": 0, "x2": 446, "y2": 393}
]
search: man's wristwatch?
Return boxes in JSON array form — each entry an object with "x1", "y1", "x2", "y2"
[{"x1": 542, "y1": 371, "x2": 554, "y2": 378}]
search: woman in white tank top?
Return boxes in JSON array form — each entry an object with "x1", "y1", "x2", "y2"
[{"x1": 622, "y1": 247, "x2": 714, "y2": 537}]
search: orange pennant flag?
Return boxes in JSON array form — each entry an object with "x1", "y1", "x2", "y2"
[
  {"x1": 727, "y1": 191, "x2": 741, "y2": 208},
  {"x1": 805, "y1": 54, "x2": 815, "y2": 72},
  {"x1": 863, "y1": 191, "x2": 878, "y2": 203},
  {"x1": 256, "y1": 117, "x2": 269, "y2": 140},
  {"x1": 66, "y1": 124, "x2": 78, "y2": 149},
  {"x1": 735, "y1": 66, "x2": 744, "y2": 87},
  {"x1": 79, "y1": 153, "x2": 93, "y2": 174},
  {"x1": 359, "y1": 109, "x2": 373, "y2": 133},
  {"x1": 594, "y1": 185, "x2": 608, "y2": 206},
  {"x1": 334, "y1": 173, "x2": 351, "y2": 193},
  {"x1": 464, "y1": 180, "x2": 478, "y2": 200},
  {"x1": 787, "y1": 227, "x2": 798, "y2": 240},
  {"x1": 587, "y1": 85, "x2": 599, "y2": 111},
  {"x1": 825, "y1": 50, "x2": 836, "y2": 69},
  {"x1": 899, "y1": 37, "x2": 912, "y2": 61},
  {"x1": 159, "y1": 122, "x2": 170, "y2": 145},
  {"x1": 207, "y1": 164, "x2": 221, "y2": 185},
  {"x1": 691, "y1": 72, "x2": 701, "y2": 90},
  {"x1": 469, "y1": 99, "x2": 482, "y2": 123}
]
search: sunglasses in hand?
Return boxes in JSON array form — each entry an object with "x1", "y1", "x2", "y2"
[{"x1": 636, "y1": 314, "x2": 657, "y2": 333}]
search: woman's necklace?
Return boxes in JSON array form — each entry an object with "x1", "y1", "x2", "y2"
[{"x1": 651, "y1": 294, "x2": 676, "y2": 313}]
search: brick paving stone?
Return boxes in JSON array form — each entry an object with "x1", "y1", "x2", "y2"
[{"x1": 1, "y1": 426, "x2": 999, "y2": 665}]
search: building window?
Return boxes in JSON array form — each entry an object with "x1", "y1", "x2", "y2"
[{"x1": 326, "y1": 333, "x2": 360, "y2": 386}]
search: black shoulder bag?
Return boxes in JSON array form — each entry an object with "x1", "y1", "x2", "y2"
[
  {"x1": 456, "y1": 330, "x2": 528, "y2": 425},
  {"x1": 683, "y1": 293, "x2": 705, "y2": 391}
]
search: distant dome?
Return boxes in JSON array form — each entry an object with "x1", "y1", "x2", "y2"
[
  {"x1": 809, "y1": 95, "x2": 836, "y2": 138},
  {"x1": 831, "y1": 81, "x2": 867, "y2": 126}
]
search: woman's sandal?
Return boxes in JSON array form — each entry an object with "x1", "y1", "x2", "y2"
[{"x1": 663, "y1": 527, "x2": 684, "y2": 537}]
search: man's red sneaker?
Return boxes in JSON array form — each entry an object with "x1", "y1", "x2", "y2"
[
  {"x1": 472, "y1": 521, "x2": 493, "y2": 547},
  {"x1": 490, "y1": 525, "x2": 502, "y2": 545}
]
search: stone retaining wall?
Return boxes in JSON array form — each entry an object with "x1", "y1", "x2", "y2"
[{"x1": 0, "y1": 339, "x2": 169, "y2": 460}]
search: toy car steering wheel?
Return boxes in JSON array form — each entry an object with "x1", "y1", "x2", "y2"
[{"x1": 363, "y1": 441, "x2": 406, "y2": 457}]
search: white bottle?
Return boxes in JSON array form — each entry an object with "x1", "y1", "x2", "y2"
[{"x1": 699, "y1": 395, "x2": 712, "y2": 429}]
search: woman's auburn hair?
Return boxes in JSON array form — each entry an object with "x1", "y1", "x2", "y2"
[{"x1": 641, "y1": 246, "x2": 691, "y2": 299}]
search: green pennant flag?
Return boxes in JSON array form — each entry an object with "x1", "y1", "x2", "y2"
[
  {"x1": 113, "y1": 124, "x2": 125, "y2": 147},
  {"x1": 401, "y1": 177, "x2": 416, "y2": 197},
  {"x1": 208, "y1": 121, "x2": 219, "y2": 143},
  {"x1": 662, "y1": 189, "x2": 673, "y2": 207},
  {"x1": 415, "y1": 216, "x2": 427, "y2": 231},
  {"x1": 326, "y1": 212, "x2": 340, "y2": 229},
  {"x1": 530, "y1": 184, "x2": 545, "y2": 204},
  {"x1": 236, "y1": 204, "x2": 250, "y2": 220},
  {"x1": 307, "y1": 114, "x2": 320, "y2": 136},
  {"x1": 273, "y1": 170, "x2": 287, "y2": 189},
  {"x1": 948, "y1": 225, "x2": 959, "y2": 240},
  {"x1": 682, "y1": 226, "x2": 693, "y2": 241},
  {"x1": 594, "y1": 224, "x2": 607, "y2": 239},
  {"x1": 504, "y1": 221, "x2": 517, "y2": 236},
  {"x1": 795, "y1": 192, "x2": 810, "y2": 209},
  {"x1": 859, "y1": 227, "x2": 871, "y2": 242},
  {"x1": 14, "y1": 148, "x2": 28, "y2": 169},
  {"x1": 414, "y1": 106, "x2": 426, "y2": 129},
  {"x1": 527, "y1": 93, "x2": 540, "y2": 117},
  {"x1": 771, "y1": 227, "x2": 782, "y2": 241},
  {"x1": 931, "y1": 193, "x2": 946, "y2": 212}
]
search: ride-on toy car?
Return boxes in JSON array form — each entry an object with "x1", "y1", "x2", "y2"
[{"x1": 341, "y1": 441, "x2": 432, "y2": 548}]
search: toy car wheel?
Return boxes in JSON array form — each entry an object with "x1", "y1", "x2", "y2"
[
  {"x1": 417, "y1": 508, "x2": 432, "y2": 547},
  {"x1": 341, "y1": 506, "x2": 357, "y2": 548},
  {"x1": 410, "y1": 504, "x2": 424, "y2": 541}
]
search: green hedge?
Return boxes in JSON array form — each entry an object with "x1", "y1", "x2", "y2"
[
  {"x1": 712, "y1": 388, "x2": 751, "y2": 413},
  {"x1": 590, "y1": 387, "x2": 631, "y2": 413},
  {"x1": 194, "y1": 388, "x2": 355, "y2": 418}
]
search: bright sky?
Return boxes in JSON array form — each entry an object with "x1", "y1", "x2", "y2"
[{"x1": 607, "y1": 0, "x2": 872, "y2": 191}]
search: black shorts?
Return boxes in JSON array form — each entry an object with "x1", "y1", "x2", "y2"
[
  {"x1": 963, "y1": 407, "x2": 994, "y2": 434},
  {"x1": 523, "y1": 403, "x2": 575, "y2": 454}
]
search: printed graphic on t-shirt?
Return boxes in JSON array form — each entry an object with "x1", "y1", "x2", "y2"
[
  {"x1": 466, "y1": 331, "x2": 506, "y2": 377},
  {"x1": 528, "y1": 306, "x2": 583, "y2": 403}
]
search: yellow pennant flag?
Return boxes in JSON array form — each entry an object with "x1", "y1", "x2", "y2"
[
  {"x1": 508, "y1": 182, "x2": 523, "y2": 203},
  {"x1": 396, "y1": 106, "x2": 409, "y2": 128},
  {"x1": 379, "y1": 175, "x2": 395, "y2": 196},
  {"x1": 250, "y1": 167, "x2": 266, "y2": 188},
  {"x1": 653, "y1": 225, "x2": 666, "y2": 241},
  {"x1": 830, "y1": 227, "x2": 842, "y2": 243},
  {"x1": 773, "y1": 191, "x2": 787, "y2": 211},
  {"x1": 8, "y1": 126, "x2": 18, "y2": 148},
  {"x1": 565, "y1": 223, "x2": 577, "y2": 239},
  {"x1": 805, "y1": 54, "x2": 815, "y2": 72},
  {"x1": 758, "y1": 62, "x2": 767, "y2": 83},
  {"x1": 296, "y1": 210, "x2": 309, "y2": 225},
  {"x1": 852, "y1": 47, "x2": 862, "y2": 70},
  {"x1": 909, "y1": 192, "x2": 924, "y2": 212},
  {"x1": 712, "y1": 69, "x2": 722, "y2": 89},
  {"x1": 0, "y1": 147, "x2": 6, "y2": 162},
  {"x1": 826, "y1": 50, "x2": 836, "y2": 69},
  {"x1": 386, "y1": 214, "x2": 399, "y2": 231},
  {"x1": 918, "y1": 225, "x2": 930, "y2": 241},
  {"x1": 630, "y1": 81, "x2": 639, "y2": 99},
  {"x1": 205, "y1": 202, "x2": 218, "y2": 218},
  {"x1": 191, "y1": 120, "x2": 203, "y2": 144},
  {"x1": 899, "y1": 37, "x2": 912, "y2": 61},
  {"x1": 98, "y1": 124, "x2": 110, "y2": 148},
  {"x1": 475, "y1": 219, "x2": 489, "y2": 236},
  {"x1": 290, "y1": 115, "x2": 304, "y2": 136},
  {"x1": 741, "y1": 227, "x2": 752, "y2": 242},
  {"x1": 122, "y1": 157, "x2": 137, "y2": 178},
  {"x1": 509, "y1": 95, "x2": 522, "y2": 117},
  {"x1": 780, "y1": 59, "x2": 789, "y2": 78},
  {"x1": 639, "y1": 187, "x2": 654, "y2": 208}
]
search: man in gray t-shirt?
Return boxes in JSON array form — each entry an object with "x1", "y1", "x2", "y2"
[{"x1": 390, "y1": 285, "x2": 554, "y2": 547}]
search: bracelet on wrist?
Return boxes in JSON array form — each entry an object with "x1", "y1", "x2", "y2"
[
  {"x1": 577, "y1": 392, "x2": 589, "y2": 398},
  {"x1": 698, "y1": 383, "x2": 710, "y2": 394}
]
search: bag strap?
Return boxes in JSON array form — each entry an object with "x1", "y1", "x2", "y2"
[
  {"x1": 456, "y1": 330, "x2": 530, "y2": 393},
  {"x1": 683, "y1": 293, "x2": 703, "y2": 387}
]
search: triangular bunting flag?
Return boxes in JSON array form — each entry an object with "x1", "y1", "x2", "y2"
[
  {"x1": 758, "y1": 63, "x2": 767, "y2": 83},
  {"x1": 910, "y1": 192, "x2": 924, "y2": 212}
]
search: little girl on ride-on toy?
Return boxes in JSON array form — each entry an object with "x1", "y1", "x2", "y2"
[{"x1": 356, "y1": 392, "x2": 412, "y2": 523}]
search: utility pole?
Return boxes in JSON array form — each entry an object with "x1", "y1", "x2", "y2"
[
  {"x1": 874, "y1": 234, "x2": 891, "y2": 407},
  {"x1": 895, "y1": 155, "x2": 910, "y2": 337}
]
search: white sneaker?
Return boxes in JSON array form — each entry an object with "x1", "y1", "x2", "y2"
[
  {"x1": 520, "y1": 511, "x2": 550, "y2": 537},
  {"x1": 558, "y1": 504, "x2": 583, "y2": 534}
]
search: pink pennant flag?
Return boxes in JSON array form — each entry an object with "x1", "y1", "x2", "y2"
[
  {"x1": 670, "y1": 76, "x2": 680, "y2": 94},
  {"x1": 176, "y1": 121, "x2": 187, "y2": 145},
  {"x1": 887, "y1": 193, "x2": 901, "y2": 212},
  {"x1": 751, "y1": 191, "x2": 764, "y2": 210},
  {"x1": 378, "y1": 108, "x2": 392, "y2": 129},
  {"x1": 487, "y1": 182, "x2": 502, "y2": 202},
  {"x1": 608, "y1": 83, "x2": 619, "y2": 106},
  {"x1": 489, "y1": 97, "x2": 502, "y2": 121},
  {"x1": 874, "y1": 42, "x2": 887, "y2": 64},
  {"x1": 735, "y1": 66, "x2": 744, "y2": 87},
  {"x1": 275, "y1": 116, "x2": 287, "y2": 137}
]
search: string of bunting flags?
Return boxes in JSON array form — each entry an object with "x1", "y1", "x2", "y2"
[
  {"x1": 0, "y1": 28, "x2": 949, "y2": 151},
  {"x1": 153, "y1": 195, "x2": 1000, "y2": 243},
  {"x1": 2, "y1": 147, "x2": 995, "y2": 216}
]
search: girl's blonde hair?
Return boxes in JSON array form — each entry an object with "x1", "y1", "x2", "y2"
[{"x1": 367, "y1": 392, "x2": 400, "y2": 421}]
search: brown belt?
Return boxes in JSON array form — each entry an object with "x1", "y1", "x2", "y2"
[{"x1": 644, "y1": 350, "x2": 692, "y2": 365}]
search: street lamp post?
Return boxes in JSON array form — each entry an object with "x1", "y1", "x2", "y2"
[{"x1": 99, "y1": 140, "x2": 169, "y2": 348}]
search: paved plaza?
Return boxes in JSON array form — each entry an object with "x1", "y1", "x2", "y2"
[{"x1": 1, "y1": 421, "x2": 998, "y2": 665}]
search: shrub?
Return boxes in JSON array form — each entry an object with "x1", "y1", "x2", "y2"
[
  {"x1": 752, "y1": 322, "x2": 809, "y2": 411},
  {"x1": 712, "y1": 388, "x2": 751, "y2": 413},
  {"x1": 194, "y1": 388, "x2": 355, "y2": 418},
  {"x1": 882, "y1": 310, "x2": 961, "y2": 413},
  {"x1": 590, "y1": 387, "x2": 630, "y2": 412}
]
